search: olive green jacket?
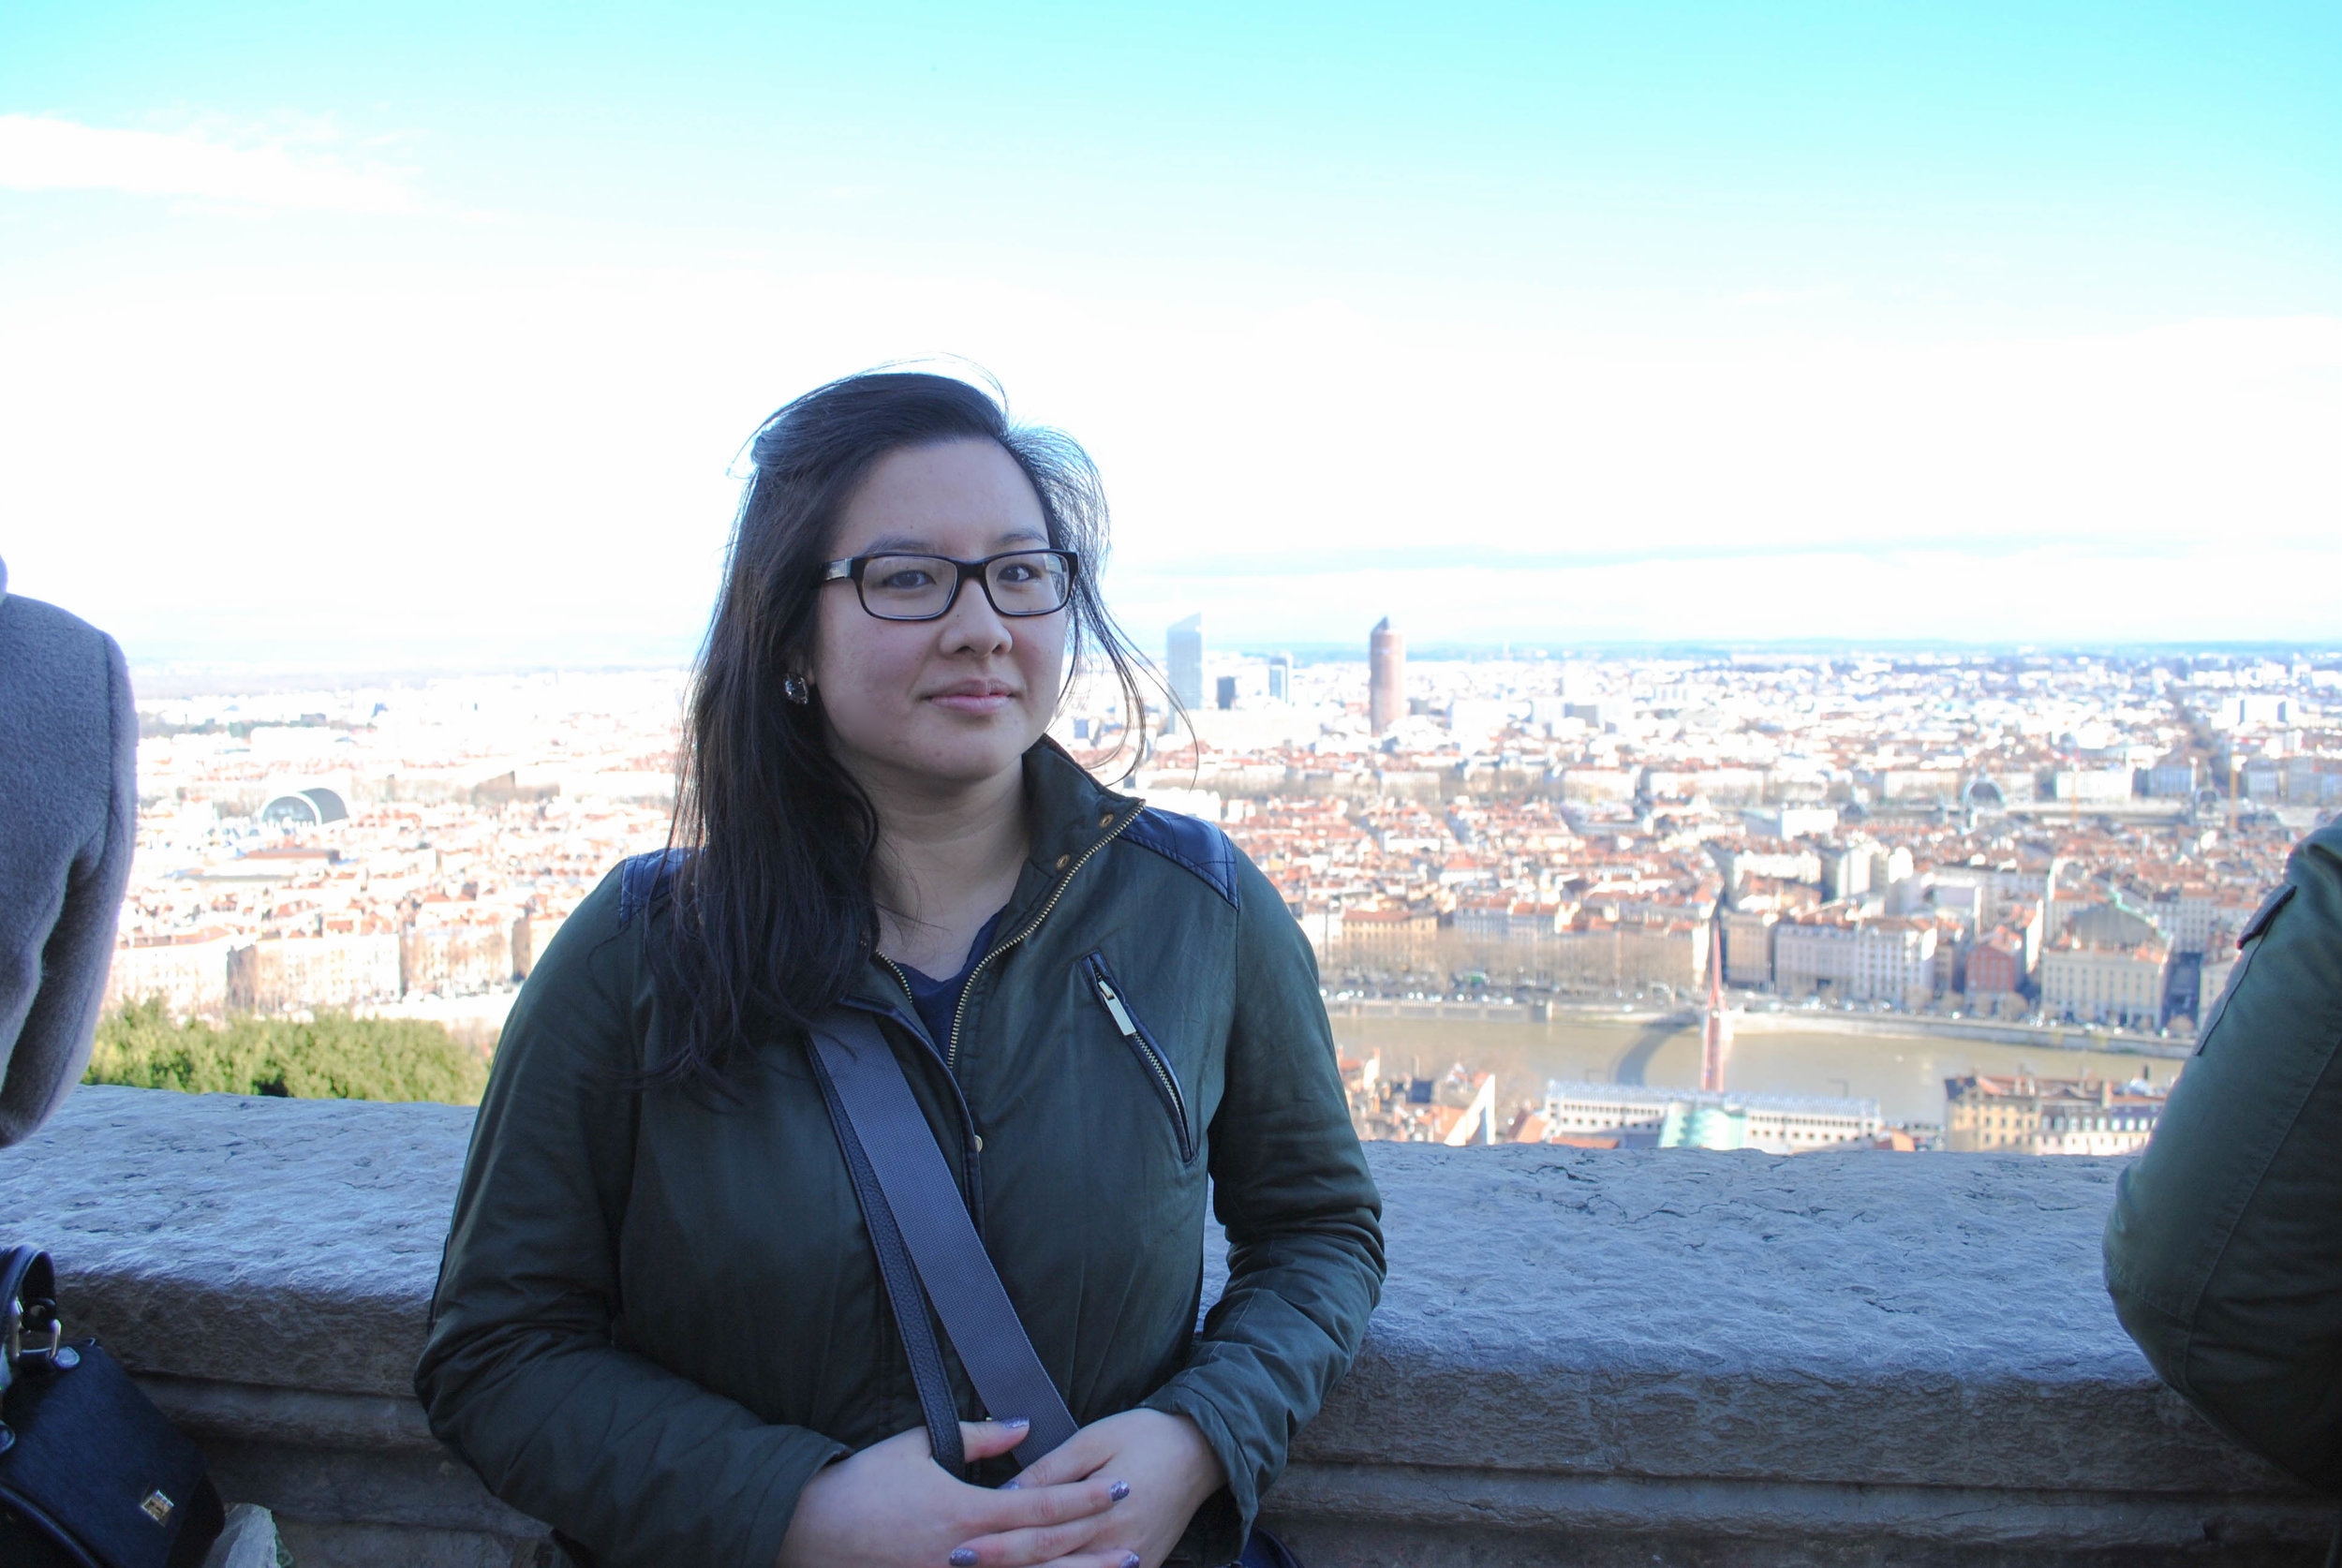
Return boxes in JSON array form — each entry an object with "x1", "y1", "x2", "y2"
[
  {"x1": 415, "y1": 741, "x2": 1386, "y2": 1566},
  {"x1": 2103, "y1": 816, "x2": 2342, "y2": 1492}
]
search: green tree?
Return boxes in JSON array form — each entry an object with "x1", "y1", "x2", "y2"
[{"x1": 86, "y1": 999, "x2": 489, "y2": 1104}]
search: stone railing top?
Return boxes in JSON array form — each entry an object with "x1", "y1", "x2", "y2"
[{"x1": 0, "y1": 1086, "x2": 2300, "y2": 1501}]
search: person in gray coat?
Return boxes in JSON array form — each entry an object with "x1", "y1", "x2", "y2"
[{"x1": 0, "y1": 557, "x2": 137, "y2": 1147}]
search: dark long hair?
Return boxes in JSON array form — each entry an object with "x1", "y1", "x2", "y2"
[{"x1": 645, "y1": 371, "x2": 1154, "y2": 1089}]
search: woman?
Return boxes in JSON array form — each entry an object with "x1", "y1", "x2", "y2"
[{"x1": 416, "y1": 372, "x2": 1386, "y2": 1568}]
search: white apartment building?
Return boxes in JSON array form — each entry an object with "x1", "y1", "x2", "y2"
[
  {"x1": 1722, "y1": 846, "x2": 1825, "y2": 888},
  {"x1": 1772, "y1": 913, "x2": 1937, "y2": 1004},
  {"x1": 2038, "y1": 937, "x2": 2170, "y2": 1029},
  {"x1": 104, "y1": 934, "x2": 238, "y2": 1017},
  {"x1": 2035, "y1": 1082, "x2": 2166, "y2": 1156},
  {"x1": 1848, "y1": 917, "x2": 1936, "y2": 1003},
  {"x1": 2052, "y1": 768, "x2": 2135, "y2": 803},
  {"x1": 2132, "y1": 884, "x2": 2258, "y2": 958},
  {"x1": 1773, "y1": 917, "x2": 1857, "y2": 996},
  {"x1": 1913, "y1": 865, "x2": 2048, "y2": 934},
  {"x1": 228, "y1": 933, "x2": 404, "y2": 1013},
  {"x1": 400, "y1": 916, "x2": 520, "y2": 998},
  {"x1": 1945, "y1": 1074, "x2": 2167, "y2": 1155},
  {"x1": 1540, "y1": 1081, "x2": 1884, "y2": 1154},
  {"x1": 1450, "y1": 899, "x2": 1569, "y2": 943},
  {"x1": 1641, "y1": 768, "x2": 1768, "y2": 804},
  {"x1": 2147, "y1": 885, "x2": 2221, "y2": 954}
]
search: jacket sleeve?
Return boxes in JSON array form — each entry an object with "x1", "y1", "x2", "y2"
[
  {"x1": 1142, "y1": 854, "x2": 1386, "y2": 1557},
  {"x1": 2102, "y1": 820, "x2": 2342, "y2": 1491},
  {"x1": 0, "y1": 602, "x2": 136, "y2": 1146},
  {"x1": 414, "y1": 872, "x2": 847, "y2": 1568}
]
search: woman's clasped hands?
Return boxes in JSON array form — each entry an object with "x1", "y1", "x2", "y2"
[{"x1": 778, "y1": 1411, "x2": 1225, "y2": 1568}]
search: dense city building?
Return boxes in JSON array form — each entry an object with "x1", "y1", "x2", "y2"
[
  {"x1": 1944, "y1": 1074, "x2": 2169, "y2": 1155},
  {"x1": 1531, "y1": 1080, "x2": 1885, "y2": 1153},
  {"x1": 2037, "y1": 934, "x2": 2172, "y2": 1030},
  {"x1": 103, "y1": 642, "x2": 2335, "y2": 1147},
  {"x1": 1166, "y1": 614, "x2": 1205, "y2": 712},
  {"x1": 106, "y1": 671, "x2": 681, "y2": 1036},
  {"x1": 1368, "y1": 616, "x2": 1405, "y2": 733},
  {"x1": 1066, "y1": 642, "x2": 2332, "y2": 1043}
]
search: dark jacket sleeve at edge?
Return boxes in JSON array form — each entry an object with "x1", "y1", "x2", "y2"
[
  {"x1": 414, "y1": 870, "x2": 847, "y2": 1567},
  {"x1": 1142, "y1": 855, "x2": 1386, "y2": 1557},
  {"x1": 2103, "y1": 820, "x2": 2342, "y2": 1492}
]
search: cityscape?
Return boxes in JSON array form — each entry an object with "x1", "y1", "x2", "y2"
[
  {"x1": 9, "y1": 2, "x2": 2336, "y2": 1557},
  {"x1": 106, "y1": 622, "x2": 2338, "y2": 1155}
]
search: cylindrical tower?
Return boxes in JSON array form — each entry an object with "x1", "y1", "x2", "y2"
[{"x1": 1369, "y1": 617, "x2": 1405, "y2": 732}]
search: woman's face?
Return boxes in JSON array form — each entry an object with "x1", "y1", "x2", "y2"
[{"x1": 809, "y1": 438, "x2": 1069, "y2": 797}]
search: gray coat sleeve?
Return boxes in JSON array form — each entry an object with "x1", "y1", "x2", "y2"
[{"x1": 0, "y1": 585, "x2": 138, "y2": 1146}]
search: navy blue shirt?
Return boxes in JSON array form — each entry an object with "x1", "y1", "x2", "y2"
[{"x1": 896, "y1": 908, "x2": 1007, "y2": 1055}]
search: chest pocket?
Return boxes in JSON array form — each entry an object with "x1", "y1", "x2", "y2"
[
  {"x1": 2195, "y1": 882, "x2": 2295, "y2": 1053},
  {"x1": 1080, "y1": 951, "x2": 1196, "y2": 1162}
]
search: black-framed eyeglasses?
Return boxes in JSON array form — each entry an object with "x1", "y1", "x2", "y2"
[{"x1": 820, "y1": 549, "x2": 1079, "y2": 622}]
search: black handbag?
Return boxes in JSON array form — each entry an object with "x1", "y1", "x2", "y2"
[{"x1": 0, "y1": 1248, "x2": 225, "y2": 1568}]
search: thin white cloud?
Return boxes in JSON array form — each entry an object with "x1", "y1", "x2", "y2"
[
  {"x1": 0, "y1": 114, "x2": 422, "y2": 214},
  {"x1": 2, "y1": 259, "x2": 2335, "y2": 655}
]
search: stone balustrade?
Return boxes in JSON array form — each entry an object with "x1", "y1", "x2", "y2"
[{"x1": 1, "y1": 1086, "x2": 2332, "y2": 1566}]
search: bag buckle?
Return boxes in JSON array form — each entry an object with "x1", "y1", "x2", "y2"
[{"x1": 3, "y1": 1292, "x2": 67, "y2": 1373}]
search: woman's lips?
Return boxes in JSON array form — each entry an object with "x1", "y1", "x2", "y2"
[{"x1": 927, "y1": 684, "x2": 1017, "y2": 715}]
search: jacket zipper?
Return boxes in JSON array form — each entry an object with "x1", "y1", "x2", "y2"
[
  {"x1": 945, "y1": 809, "x2": 1138, "y2": 1073},
  {"x1": 1083, "y1": 952, "x2": 1195, "y2": 1162},
  {"x1": 861, "y1": 805, "x2": 1135, "y2": 1210}
]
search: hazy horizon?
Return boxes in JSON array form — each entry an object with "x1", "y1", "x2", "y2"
[
  {"x1": 6, "y1": 3, "x2": 2335, "y2": 661},
  {"x1": 111, "y1": 636, "x2": 2342, "y2": 703}
]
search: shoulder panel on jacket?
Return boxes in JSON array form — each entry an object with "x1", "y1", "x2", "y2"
[
  {"x1": 618, "y1": 849, "x2": 689, "y2": 926},
  {"x1": 1120, "y1": 807, "x2": 1241, "y2": 910}
]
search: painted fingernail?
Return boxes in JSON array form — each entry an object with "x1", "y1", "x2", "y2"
[
  {"x1": 999, "y1": 1415, "x2": 1030, "y2": 1429},
  {"x1": 1121, "y1": 1554, "x2": 1142, "y2": 1568},
  {"x1": 1107, "y1": 1480, "x2": 1131, "y2": 1502},
  {"x1": 1000, "y1": 1479, "x2": 1021, "y2": 1490},
  {"x1": 950, "y1": 1552, "x2": 978, "y2": 1567}
]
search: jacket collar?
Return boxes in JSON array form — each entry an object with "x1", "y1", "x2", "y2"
[
  {"x1": 1018, "y1": 736, "x2": 1145, "y2": 888},
  {"x1": 845, "y1": 738, "x2": 1143, "y2": 1014}
]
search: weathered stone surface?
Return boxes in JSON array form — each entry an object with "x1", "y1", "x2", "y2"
[
  {"x1": 0, "y1": 1087, "x2": 469, "y2": 1397},
  {"x1": 1298, "y1": 1143, "x2": 2292, "y2": 1494},
  {"x1": 271, "y1": 1517, "x2": 541, "y2": 1568},
  {"x1": 0, "y1": 1087, "x2": 2330, "y2": 1565},
  {"x1": 1267, "y1": 1461, "x2": 2334, "y2": 1566},
  {"x1": 139, "y1": 1375, "x2": 442, "y2": 1454},
  {"x1": 200, "y1": 1440, "x2": 542, "y2": 1535}
]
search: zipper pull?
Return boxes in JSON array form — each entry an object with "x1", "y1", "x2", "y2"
[{"x1": 1093, "y1": 974, "x2": 1140, "y2": 1038}]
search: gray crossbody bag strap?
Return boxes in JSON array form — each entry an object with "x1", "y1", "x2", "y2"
[{"x1": 808, "y1": 1008, "x2": 1080, "y2": 1470}]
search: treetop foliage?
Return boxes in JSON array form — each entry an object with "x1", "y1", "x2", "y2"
[{"x1": 87, "y1": 999, "x2": 489, "y2": 1105}]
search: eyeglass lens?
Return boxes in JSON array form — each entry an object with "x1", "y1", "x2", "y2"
[{"x1": 859, "y1": 553, "x2": 1071, "y2": 620}]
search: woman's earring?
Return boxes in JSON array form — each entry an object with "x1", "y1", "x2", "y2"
[{"x1": 783, "y1": 673, "x2": 811, "y2": 705}]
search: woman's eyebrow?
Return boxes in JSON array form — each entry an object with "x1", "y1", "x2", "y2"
[{"x1": 857, "y1": 526, "x2": 1050, "y2": 555}]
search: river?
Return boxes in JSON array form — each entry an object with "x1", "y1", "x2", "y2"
[{"x1": 1325, "y1": 1013, "x2": 2176, "y2": 1128}]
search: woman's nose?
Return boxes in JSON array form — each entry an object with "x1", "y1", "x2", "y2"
[{"x1": 936, "y1": 578, "x2": 1014, "y2": 655}]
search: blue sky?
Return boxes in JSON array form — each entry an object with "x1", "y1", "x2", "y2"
[{"x1": 3, "y1": 2, "x2": 2336, "y2": 664}]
